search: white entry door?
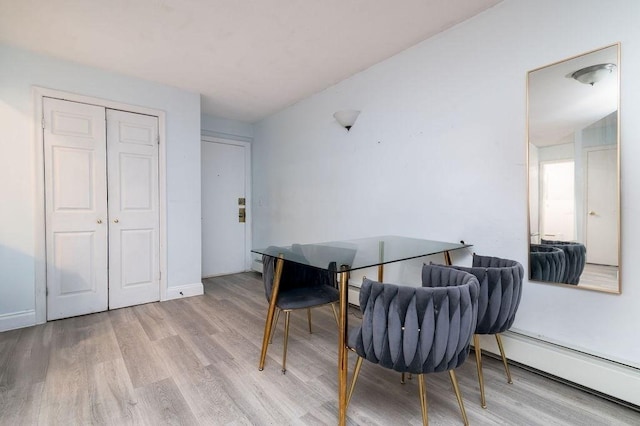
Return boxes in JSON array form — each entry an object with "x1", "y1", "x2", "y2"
[
  {"x1": 107, "y1": 109, "x2": 160, "y2": 308},
  {"x1": 44, "y1": 98, "x2": 109, "y2": 320},
  {"x1": 201, "y1": 138, "x2": 249, "y2": 277},
  {"x1": 586, "y1": 148, "x2": 618, "y2": 266},
  {"x1": 44, "y1": 98, "x2": 160, "y2": 320}
]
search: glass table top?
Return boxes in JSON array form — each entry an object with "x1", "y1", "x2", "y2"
[{"x1": 252, "y1": 235, "x2": 470, "y2": 272}]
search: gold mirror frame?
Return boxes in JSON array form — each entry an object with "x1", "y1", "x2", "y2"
[{"x1": 527, "y1": 43, "x2": 621, "y2": 294}]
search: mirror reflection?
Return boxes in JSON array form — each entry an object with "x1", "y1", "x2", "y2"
[{"x1": 527, "y1": 44, "x2": 620, "y2": 293}]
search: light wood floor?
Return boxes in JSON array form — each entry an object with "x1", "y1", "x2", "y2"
[{"x1": 1, "y1": 272, "x2": 638, "y2": 425}]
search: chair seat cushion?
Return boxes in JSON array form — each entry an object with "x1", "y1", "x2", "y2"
[{"x1": 277, "y1": 285, "x2": 339, "y2": 310}]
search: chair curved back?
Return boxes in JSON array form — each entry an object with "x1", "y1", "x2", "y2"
[
  {"x1": 530, "y1": 244, "x2": 565, "y2": 282},
  {"x1": 262, "y1": 250, "x2": 337, "y2": 302},
  {"x1": 541, "y1": 240, "x2": 586, "y2": 284},
  {"x1": 262, "y1": 249, "x2": 337, "y2": 300},
  {"x1": 350, "y1": 266, "x2": 479, "y2": 374},
  {"x1": 444, "y1": 254, "x2": 524, "y2": 335}
]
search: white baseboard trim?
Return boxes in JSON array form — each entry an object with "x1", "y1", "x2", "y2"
[
  {"x1": 0, "y1": 309, "x2": 36, "y2": 332},
  {"x1": 478, "y1": 332, "x2": 640, "y2": 407},
  {"x1": 165, "y1": 282, "x2": 204, "y2": 300}
]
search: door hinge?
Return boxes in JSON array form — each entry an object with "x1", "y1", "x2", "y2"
[
  {"x1": 46, "y1": 287, "x2": 48, "y2": 296},
  {"x1": 156, "y1": 136, "x2": 160, "y2": 145},
  {"x1": 41, "y1": 117, "x2": 45, "y2": 129}
]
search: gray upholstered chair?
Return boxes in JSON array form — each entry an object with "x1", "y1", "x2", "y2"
[
  {"x1": 438, "y1": 254, "x2": 524, "y2": 408},
  {"x1": 262, "y1": 252, "x2": 339, "y2": 373},
  {"x1": 530, "y1": 244, "x2": 565, "y2": 282},
  {"x1": 541, "y1": 239, "x2": 586, "y2": 284},
  {"x1": 347, "y1": 265, "x2": 479, "y2": 426}
]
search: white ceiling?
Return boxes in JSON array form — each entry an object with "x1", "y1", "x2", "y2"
[
  {"x1": 0, "y1": 0, "x2": 501, "y2": 122},
  {"x1": 528, "y1": 45, "x2": 618, "y2": 147}
]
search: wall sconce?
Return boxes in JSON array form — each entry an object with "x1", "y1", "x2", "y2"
[
  {"x1": 333, "y1": 110, "x2": 360, "y2": 131},
  {"x1": 571, "y1": 63, "x2": 616, "y2": 86}
]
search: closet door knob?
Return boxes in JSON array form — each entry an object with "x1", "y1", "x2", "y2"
[
  {"x1": 97, "y1": 219, "x2": 102, "y2": 224},
  {"x1": 113, "y1": 219, "x2": 119, "y2": 223}
]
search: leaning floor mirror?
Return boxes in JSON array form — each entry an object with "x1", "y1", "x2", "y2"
[{"x1": 527, "y1": 43, "x2": 620, "y2": 293}]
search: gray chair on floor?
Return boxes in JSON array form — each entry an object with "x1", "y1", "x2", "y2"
[
  {"x1": 541, "y1": 240, "x2": 586, "y2": 284},
  {"x1": 437, "y1": 254, "x2": 524, "y2": 408},
  {"x1": 262, "y1": 252, "x2": 339, "y2": 373},
  {"x1": 530, "y1": 244, "x2": 565, "y2": 282},
  {"x1": 347, "y1": 265, "x2": 479, "y2": 426}
]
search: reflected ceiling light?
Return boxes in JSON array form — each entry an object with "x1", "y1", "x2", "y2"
[
  {"x1": 333, "y1": 110, "x2": 360, "y2": 131},
  {"x1": 571, "y1": 63, "x2": 616, "y2": 86}
]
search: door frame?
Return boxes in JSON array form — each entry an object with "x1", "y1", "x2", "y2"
[
  {"x1": 33, "y1": 86, "x2": 168, "y2": 324},
  {"x1": 201, "y1": 135, "x2": 252, "y2": 272}
]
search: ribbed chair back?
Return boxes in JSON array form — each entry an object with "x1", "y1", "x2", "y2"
[
  {"x1": 431, "y1": 254, "x2": 524, "y2": 409},
  {"x1": 347, "y1": 265, "x2": 479, "y2": 425},
  {"x1": 468, "y1": 254, "x2": 524, "y2": 335},
  {"x1": 530, "y1": 244, "x2": 565, "y2": 282},
  {"x1": 541, "y1": 239, "x2": 586, "y2": 284},
  {"x1": 352, "y1": 272, "x2": 479, "y2": 373}
]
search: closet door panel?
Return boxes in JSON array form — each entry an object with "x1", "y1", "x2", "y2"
[
  {"x1": 107, "y1": 109, "x2": 160, "y2": 309},
  {"x1": 44, "y1": 98, "x2": 108, "y2": 320}
]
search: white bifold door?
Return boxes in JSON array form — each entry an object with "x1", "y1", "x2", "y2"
[{"x1": 44, "y1": 98, "x2": 160, "y2": 320}]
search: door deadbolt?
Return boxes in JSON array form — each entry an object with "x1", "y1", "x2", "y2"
[{"x1": 238, "y1": 207, "x2": 246, "y2": 223}]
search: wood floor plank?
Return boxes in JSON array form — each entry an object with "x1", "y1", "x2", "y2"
[
  {"x1": 87, "y1": 358, "x2": 145, "y2": 425},
  {"x1": 0, "y1": 382, "x2": 44, "y2": 425},
  {"x1": 135, "y1": 377, "x2": 199, "y2": 426},
  {"x1": 38, "y1": 319, "x2": 92, "y2": 425},
  {"x1": 0, "y1": 328, "x2": 21, "y2": 385},
  {"x1": 109, "y1": 307, "x2": 170, "y2": 389},
  {"x1": 0, "y1": 323, "x2": 50, "y2": 388},
  {"x1": 133, "y1": 303, "x2": 177, "y2": 342},
  {"x1": 154, "y1": 334, "x2": 254, "y2": 424}
]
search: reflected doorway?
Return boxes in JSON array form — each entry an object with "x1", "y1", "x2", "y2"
[{"x1": 540, "y1": 160, "x2": 575, "y2": 241}]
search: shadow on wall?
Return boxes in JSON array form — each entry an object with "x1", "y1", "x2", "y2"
[{"x1": 0, "y1": 244, "x2": 38, "y2": 317}]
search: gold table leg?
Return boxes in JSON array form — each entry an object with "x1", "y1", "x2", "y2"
[
  {"x1": 259, "y1": 255, "x2": 284, "y2": 371},
  {"x1": 444, "y1": 250, "x2": 453, "y2": 266},
  {"x1": 338, "y1": 267, "x2": 349, "y2": 426}
]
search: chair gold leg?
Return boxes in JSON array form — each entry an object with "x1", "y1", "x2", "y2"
[
  {"x1": 449, "y1": 370, "x2": 469, "y2": 426},
  {"x1": 474, "y1": 334, "x2": 487, "y2": 409},
  {"x1": 347, "y1": 356, "x2": 363, "y2": 407},
  {"x1": 496, "y1": 334, "x2": 513, "y2": 384},
  {"x1": 282, "y1": 311, "x2": 291, "y2": 374},
  {"x1": 269, "y1": 308, "x2": 280, "y2": 344},
  {"x1": 330, "y1": 303, "x2": 339, "y2": 327},
  {"x1": 401, "y1": 372, "x2": 406, "y2": 384},
  {"x1": 307, "y1": 308, "x2": 313, "y2": 334},
  {"x1": 259, "y1": 255, "x2": 285, "y2": 371},
  {"x1": 418, "y1": 374, "x2": 428, "y2": 426}
]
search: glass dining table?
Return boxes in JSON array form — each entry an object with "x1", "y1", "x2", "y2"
[{"x1": 252, "y1": 235, "x2": 470, "y2": 425}]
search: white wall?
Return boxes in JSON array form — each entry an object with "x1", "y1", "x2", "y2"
[
  {"x1": 252, "y1": 0, "x2": 640, "y2": 377},
  {"x1": 0, "y1": 44, "x2": 202, "y2": 327},
  {"x1": 201, "y1": 113, "x2": 253, "y2": 141}
]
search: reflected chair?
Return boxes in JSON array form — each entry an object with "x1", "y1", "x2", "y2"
[
  {"x1": 262, "y1": 252, "x2": 339, "y2": 373},
  {"x1": 541, "y1": 240, "x2": 586, "y2": 284},
  {"x1": 348, "y1": 265, "x2": 479, "y2": 426},
  {"x1": 530, "y1": 244, "x2": 565, "y2": 282},
  {"x1": 438, "y1": 254, "x2": 524, "y2": 408}
]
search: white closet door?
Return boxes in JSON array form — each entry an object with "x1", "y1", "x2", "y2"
[
  {"x1": 44, "y1": 98, "x2": 108, "y2": 320},
  {"x1": 106, "y1": 109, "x2": 160, "y2": 308}
]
